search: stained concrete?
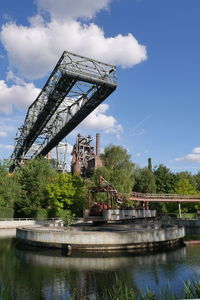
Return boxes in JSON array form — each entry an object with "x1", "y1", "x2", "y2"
[
  {"x1": 16, "y1": 223, "x2": 185, "y2": 251},
  {"x1": 0, "y1": 219, "x2": 63, "y2": 229}
]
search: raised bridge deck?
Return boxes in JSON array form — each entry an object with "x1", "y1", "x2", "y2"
[{"x1": 131, "y1": 192, "x2": 200, "y2": 202}]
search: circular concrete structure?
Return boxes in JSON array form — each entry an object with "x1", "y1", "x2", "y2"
[{"x1": 16, "y1": 223, "x2": 185, "y2": 252}]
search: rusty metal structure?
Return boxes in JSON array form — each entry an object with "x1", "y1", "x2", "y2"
[
  {"x1": 9, "y1": 51, "x2": 117, "y2": 171},
  {"x1": 131, "y1": 192, "x2": 200, "y2": 202},
  {"x1": 84, "y1": 177, "x2": 200, "y2": 221},
  {"x1": 87, "y1": 176, "x2": 125, "y2": 210},
  {"x1": 131, "y1": 192, "x2": 200, "y2": 218},
  {"x1": 84, "y1": 177, "x2": 156, "y2": 222},
  {"x1": 71, "y1": 133, "x2": 103, "y2": 176}
]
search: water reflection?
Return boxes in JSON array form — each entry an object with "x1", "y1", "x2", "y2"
[
  {"x1": 15, "y1": 245, "x2": 187, "y2": 271},
  {"x1": 0, "y1": 237, "x2": 200, "y2": 299}
]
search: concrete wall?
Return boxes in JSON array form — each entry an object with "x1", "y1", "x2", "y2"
[
  {"x1": 0, "y1": 219, "x2": 62, "y2": 229},
  {"x1": 16, "y1": 225, "x2": 185, "y2": 250},
  {"x1": 103, "y1": 209, "x2": 156, "y2": 221}
]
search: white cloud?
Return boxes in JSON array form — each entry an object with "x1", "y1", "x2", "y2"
[
  {"x1": 79, "y1": 103, "x2": 123, "y2": 135},
  {"x1": 192, "y1": 147, "x2": 200, "y2": 154},
  {"x1": 36, "y1": 0, "x2": 112, "y2": 21},
  {"x1": 0, "y1": 144, "x2": 14, "y2": 150},
  {"x1": 0, "y1": 132, "x2": 7, "y2": 137},
  {"x1": 176, "y1": 147, "x2": 200, "y2": 163},
  {"x1": 0, "y1": 117, "x2": 22, "y2": 135},
  {"x1": 0, "y1": 80, "x2": 40, "y2": 114},
  {"x1": 1, "y1": 6, "x2": 147, "y2": 79}
]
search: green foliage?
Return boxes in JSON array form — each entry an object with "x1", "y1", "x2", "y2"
[
  {"x1": 175, "y1": 178, "x2": 198, "y2": 213},
  {"x1": 133, "y1": 167, "x2": 156, "y2": 193},
  {"x1": 194, "y1": 171, "x2": 200, "y2": 192},
  {"x1": 15, "y1": 158, "x2": 56, "y2": 212},
  {"x1": 46, "y1": 173, "x2": 86, "y2": 217},
  {"x1": 71, "y1": 174, "x2": 87, "y2": 216},
  {"x1": 57, "y1": 209, "x2": 74, "y2": 226},
  {"x1": 0, "y1": 208, "x2": 14, "y2": 219},
  {"x1": 0, "y1": 165, "x2": 22, "y2": 209},
  {"x1": 154, "y1": 164, "x2": 177, "y2": 194},
  {"x1": 32, "y1": 208, "x2": 48, "y2": 219},
  {"x1": 176, "y1": 171, "x2": 197, "y2": 190},
  {"x1": 46, "y1": 173, "x2": 75, "y2": 210},
  {"x1": 99, "y1": 145, "x2": 134, "y2": 195},
  {"x1": 175, "y1": 178, "x2": 197, "y2": 195},
  {"x1": 148, "y1": 157, "x2": 152, "y2": 172}
]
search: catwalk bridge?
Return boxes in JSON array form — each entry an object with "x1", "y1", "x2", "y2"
[
  {"x1": 10, "y1": 51, "x2": 117, "y2": 171},
  {"x1": 131, "y1": 192, "x2": 200, "y2": 203}
]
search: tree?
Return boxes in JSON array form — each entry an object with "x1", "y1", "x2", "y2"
[
  {"x1": 46, "y1": 173, "x2": 75, "y2": 211},
  {"x1": 46, "y1": 173, "x2": 86, "y2": 217},
  {"x1": 175, "y1": 178, "x2": 198, "y2": 213},
  {"x1": 148, "y1": 158, "x2": 152, "y2": 172},
  {"x1": 133, "y1": 167, "x2": 156, "y2": 193},
  {"x1": 71, "y1": 174, "x2": 87, "y2": 216},
  {"x1": 15, "y1": 158, "x2": 57, "y2": 215},
  {"x1": 175, "y1": 178, "x2": 197, "y2": 195},
  {"x1": 99, "y1": 145, "x2": 134, "y2": 195},
  {"x1": 194, "y1": 171, "x2": 200, "y2": 192},
  {"x1": 154, "y1": 164, "x2": 177, "y2": 194},
  {"x1": 0, "y1": 171, "x2": 21, "y2": 208}
]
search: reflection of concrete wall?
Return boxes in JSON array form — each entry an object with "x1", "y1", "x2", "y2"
[
  {"x1": 16, "y1": 225, "x2": 185, "y2": 250},
  {"x1": 15, "y1": 246, "x2": 186, "y2": 271}
]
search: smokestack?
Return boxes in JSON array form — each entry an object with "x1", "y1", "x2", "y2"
[{"x1": 96, "y1": 133, "x2": 100, "y2": 156}]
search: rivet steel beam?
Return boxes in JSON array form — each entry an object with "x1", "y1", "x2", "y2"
[{"x1": 10, "y1": 51, "x2": 117, "y2": 171}]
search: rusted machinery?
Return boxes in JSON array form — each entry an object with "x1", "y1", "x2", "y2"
[
  {"x1": 71, "y1": 133, "x2": 102, "y2": 176},
  {"x1": 84, "y1": 177, "x2": 156, "y2": 222}
]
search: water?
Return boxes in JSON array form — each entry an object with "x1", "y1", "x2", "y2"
[{"x1": 0, "y1": 230, "x2": 200, "y2": 299}]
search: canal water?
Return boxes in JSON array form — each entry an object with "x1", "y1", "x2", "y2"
[{"x1": 0, "y1": 230, "x2": 200, "y2": 299}]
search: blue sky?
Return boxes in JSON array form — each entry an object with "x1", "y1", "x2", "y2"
[{"x1": 0, "y1": 0, "x2": 200, "y2": 172}]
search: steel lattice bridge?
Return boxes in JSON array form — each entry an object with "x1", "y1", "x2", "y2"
[{"x1": 10, "y1": 51, "x2": 117, "y2": 171}]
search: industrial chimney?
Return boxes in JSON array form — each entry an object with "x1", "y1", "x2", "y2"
[{"x1": 96, "y1": 133, "x2": 100, "y2": 156}]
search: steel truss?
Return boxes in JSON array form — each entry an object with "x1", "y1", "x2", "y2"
[{"x1": 10, "y1": 51, "x2": 117, "y2": 171}]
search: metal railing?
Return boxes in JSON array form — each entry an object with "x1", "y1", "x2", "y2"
[
  {"x1": 0, "y1": 218, "x2": 60, "y2": 221},
  {"x1": 132, "y1": 192, "x2": 200, "y2": 200}
]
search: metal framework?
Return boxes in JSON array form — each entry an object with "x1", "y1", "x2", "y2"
[
  {"x1": 131, "y1": 192, "x2": 200, "y2": 202},
  {"x1": 10, "y1": 51, "x2": 117, "y2": 171}
]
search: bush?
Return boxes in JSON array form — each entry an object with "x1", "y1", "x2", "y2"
[
  {"x1": 0, "y1": 208, "x2": 14, "y2": 219},
  {"x1": 32, "y1": 209, "x2": 48, "y2": 219},
  {"x1": 47, "y1": 208, "x2": 74, "y2": 226}
]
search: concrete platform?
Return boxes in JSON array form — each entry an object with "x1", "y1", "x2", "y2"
[{"x1": 16, "y1": 222, "x2": 185, "y2": 252}]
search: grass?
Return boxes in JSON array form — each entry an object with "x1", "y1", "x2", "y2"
[{"x1": 1, "y1": 276, "x2": 200, "y2": 299}]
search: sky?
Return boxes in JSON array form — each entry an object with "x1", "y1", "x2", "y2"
[{"x1": 0, "y1": 0, "x2": 200, "y2": 173}]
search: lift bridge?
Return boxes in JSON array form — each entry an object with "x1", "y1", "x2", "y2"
[{"x1": 9, "y1": 51, "x2": 117, "y2": 171}]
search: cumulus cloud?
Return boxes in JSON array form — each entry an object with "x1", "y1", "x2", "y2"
[
  {"x1": 0, "y1": 132, "x2": 7, "y2": 137},
  {"x1": 36, "y1": 0, "x2": 112, "y2": 21},
  {"x1": 0, "y1": 144, "x2": 14, "y2": 150},
  {"x1": 0, "y1": 80, "x2": 40, "y2": 114},
  {"x1": 79, "y1": 103, "x2": 123, "y2": 135},
  {"x1": 176, "y1": 147, "x2": 200, "y2": 163},
  {"x1": 0, "y1": 0, "x2": 147, "y2": 80}
]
